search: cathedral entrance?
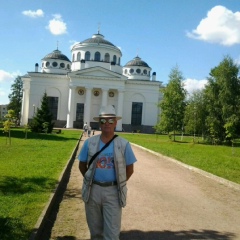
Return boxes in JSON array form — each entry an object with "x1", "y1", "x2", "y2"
[{"x1": 74, "y1": 103, "x2": 84, "y2": 128}]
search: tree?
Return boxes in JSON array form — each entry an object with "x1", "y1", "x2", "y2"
[
  {"x1": 8, "y1": 76, "x2": 23, "y2": 125},
  {"x1": 204, "y1": 56, "x2": 240, "y2": 144},
  {"x1": 23, "y1": 124, "x2": 30, "y2": 139},
  {"x1": 184, "y1": 90, "x2": 207, "y2": 142},
  {"x1": 3, "y1": 109, "x2": 16, "y2": 145},
  {"x1": 156, "y1": 66, "x2": 186, "y2": 141},
  {"x1": 30, "y1": 92, "x2": 54, "y2": 133}
]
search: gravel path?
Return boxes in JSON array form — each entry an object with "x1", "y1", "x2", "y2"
[{"x1": 47, "y1": 134, "x2": 240, "y2": 240}]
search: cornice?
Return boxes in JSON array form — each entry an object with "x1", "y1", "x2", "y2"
[
  {"x1": 126, "y1": 80, "x2": 162, "y2": 86},
  {"x1": 28, "y1": 72, "x2": 68, "y2": 79},
  {"x1": 70, "y1": 75, "x2": 126, "y2": 82}
]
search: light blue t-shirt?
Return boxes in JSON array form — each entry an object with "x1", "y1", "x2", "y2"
[{"x1": 78, "y1": 138, "x2": 137, "y2": 182}]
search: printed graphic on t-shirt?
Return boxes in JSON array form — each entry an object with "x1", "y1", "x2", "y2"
[{"x1": 96, "y1": 153, "x2": 114, "y2": 169}]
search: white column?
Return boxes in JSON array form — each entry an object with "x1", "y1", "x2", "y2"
[
  {"x1": 101, "y1": 87, "x2": 109, "y2": 106},
  {"x1": 66, "y1": 86, "x2": 76, "y2": 128},
  {"x1": 116, "y1": 89, "x2": 124, "y2": 131},
  {"x1": 20, "y1": 79, "x2": 30, "y2": 126},
  {"x1": 84, "y1": 87, "x2": 92, "y2": 124}
]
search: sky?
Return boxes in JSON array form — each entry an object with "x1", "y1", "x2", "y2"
[{"x1": 1, "y1": 0, "x2": 240, "y2": 104}]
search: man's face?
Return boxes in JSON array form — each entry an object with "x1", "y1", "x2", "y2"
[{"x1": 99, "y1": 117, "x2": 117, "y2": 133}]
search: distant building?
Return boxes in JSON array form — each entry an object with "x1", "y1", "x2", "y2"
[
  {"x1": 0, "y1": 104, "x2": 8, "y2": 120},
  {"x1": 20, "y1": 32, "x2": 164, "y2": 133}
]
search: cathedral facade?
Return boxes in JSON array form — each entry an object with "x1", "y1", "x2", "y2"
[{"x1": 20, "y1": 32, "x2": 163, "y2": 133}]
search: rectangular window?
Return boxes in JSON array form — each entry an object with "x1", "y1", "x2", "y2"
[
  {"x1": 48, "y1": 97, "x2": 58, "y2": 120},
  {"x1": 76, "y1": 103, "x2": 84, "y2": 123},
  {"x1": 131, "y1": 102, "x2": 143, "y2": 125}
]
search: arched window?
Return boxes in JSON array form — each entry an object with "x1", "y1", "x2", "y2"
[
  {"x1": 85, "y1": 51, "x2": 91, "y2": 61},
  {"x1": 113, "y1": 55, "x2": 117, "y2": 64},
  {"x1": 77, "y1": 52, "x2": 81, "y2": 61},
  {"x1": 118, "y1": 57, "x2": 121, "y2": 65},
  {"x1": 104, "y1": 53, "x2": 110, "y2": 62},
  {"x1": 94, "y1": 52, "x2": 101, "y2": 61},
  {"x1": 131, "y1": 102, "x2": 142, "y2": 125},
  {"x1": 72, "y1": 53, "x2": 75, "y2": 62}
]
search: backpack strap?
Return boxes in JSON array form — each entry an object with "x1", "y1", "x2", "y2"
[{"x1": 88, "y1": 135, "x2": 118, "y2": 168}]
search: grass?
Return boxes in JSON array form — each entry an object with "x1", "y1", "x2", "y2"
[
  {"x1": 118, "y1": 133, "x2": 240, "y2": 185},
  {"x1": 0, "y1": 128, "x2": 81, "y2": 240}
]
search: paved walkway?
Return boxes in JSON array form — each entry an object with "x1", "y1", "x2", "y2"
[{"x1": 48, "y1": 133, "x2": 240, "y2": 240}]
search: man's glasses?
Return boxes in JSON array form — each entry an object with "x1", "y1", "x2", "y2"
[{"x1": 100, "y1": 118, "x2": 115, "y2": 124}]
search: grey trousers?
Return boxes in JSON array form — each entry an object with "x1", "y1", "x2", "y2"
[{"x1": 85, "y1": 184, "x2": 122, "y2": 240}]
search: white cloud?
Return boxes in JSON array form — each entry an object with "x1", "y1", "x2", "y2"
[
  {"x1": 187, "y1": 5, "x2": 240, "y2": 46},
  {"x1": 235, "y1": 56, "x2": 240, "y2": 65},
  {"x1": 22, "y1": 9, "x2": 44, "y2": 18},
  {"x1": 0, "y1": 70, "x2": 14, "y2": 82},
  {"x1": 0, "y1": 70, "x2": 21, "y2": 104},
  {"x1": 0, "y1": 87, "x2": 9, "y2": 103},
  {"x1": 183, "y1": 78, "x2": 208, "y2": 95},
  {"x1": 47, "y1": 14, "x2": 67, "y2": 35}
]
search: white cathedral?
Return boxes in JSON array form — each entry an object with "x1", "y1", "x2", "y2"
[{"x1": 20, "y1": 32, "x2": 164, "y2": 133}]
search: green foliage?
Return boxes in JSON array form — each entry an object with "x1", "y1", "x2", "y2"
[
  {"x1": 184, "y1": 91, "x2": 208, "y2": 142},
  {"x1": 203, "y1": 56, "x2": 240, "y2": 144},
  {"x1": 157, "y1": 57, "x2": 240, "y2": 145},
  {"x1": 224, "y1": 114, "x2": 239, "y2": 146},
  {"x1": 42, "y1": 122, "x2": 49, "y2": 134},
  {"x1": 3, "y1": 110, "x2": 16, "y2": 145},
  {"x1": 30, "y1": 92, "x2": 54, "y2": 133},
  {"x1": 8, "y1": 76, "x2": 23, "y2": 125},
  {"x1": 23, "y1": 124, "x2": 29, "y2": 139},
  {"x1": 156, "y1": 66, "x2": 186, "y2": 141}
]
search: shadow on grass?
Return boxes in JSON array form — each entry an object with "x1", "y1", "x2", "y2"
[
  {"x1": 120, "y1": 229, "x2": 236, "y2": 240},
  {"x1": 55, "y1": 237, "x2": 77, "y2": 239},
  {"x1": 0, "y1": 176, "x2": 57, "y2": 194},
  {"x1": 0, "y1": 129, "x2": 80, "y2": 142},
  {"x1": 0, "y1": 217, "x2": 30, "y2": 240}
]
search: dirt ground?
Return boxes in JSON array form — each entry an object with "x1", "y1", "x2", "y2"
[{"x1": 46, "y1": 133, "x2": 240, "y2": 240}]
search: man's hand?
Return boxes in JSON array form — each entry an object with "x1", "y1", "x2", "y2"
[
  {"x1": 126, "y1": 164, "x2": 134, "y2": 180},
  {"x1": 79, "y1": 161, "x2": 88, "y2": 177}
]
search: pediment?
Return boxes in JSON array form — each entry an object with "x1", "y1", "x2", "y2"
[{"x1": 69, "y1": 66, "x2": 126, "y2": 80}]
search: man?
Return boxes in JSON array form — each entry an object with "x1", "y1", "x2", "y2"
[
  {"x1": 83, "y1": 122, "x2": 88, "y2": 137},
  {"x1": 88, "y1": 125, "x2": 92, "y2": 137},
  {"x1": 78, "y1": 105, "x2": 137, "y2": 240}
]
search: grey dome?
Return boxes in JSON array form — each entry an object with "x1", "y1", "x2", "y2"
[
  {"x1": 42, "y1": 49, "x2": 70, "y2": 62},
  {"x1": 124, "y1": 56, "x2": 149, "y2": 67},
  {"x1": 80, "y1": 33, "x2": 115, "y2": 46}
]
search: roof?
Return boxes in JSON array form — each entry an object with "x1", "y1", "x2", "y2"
[
  {"x1": 79, "y1": 33, "x2": 116, "y2": 47},
  {"x1": 124, "y1": 56, "x2": 150, "y2": 67},
  {"x1": 42, "y1": 49, "x2": 71, "y2": 62}
]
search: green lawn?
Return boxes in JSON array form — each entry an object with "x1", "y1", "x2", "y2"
[
  {"x1": 0, "y1": 129, "x2": 81, "y2": 240},
  {"x1": 118, "y1": 133, "x2": 240, "y2": 184}
]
